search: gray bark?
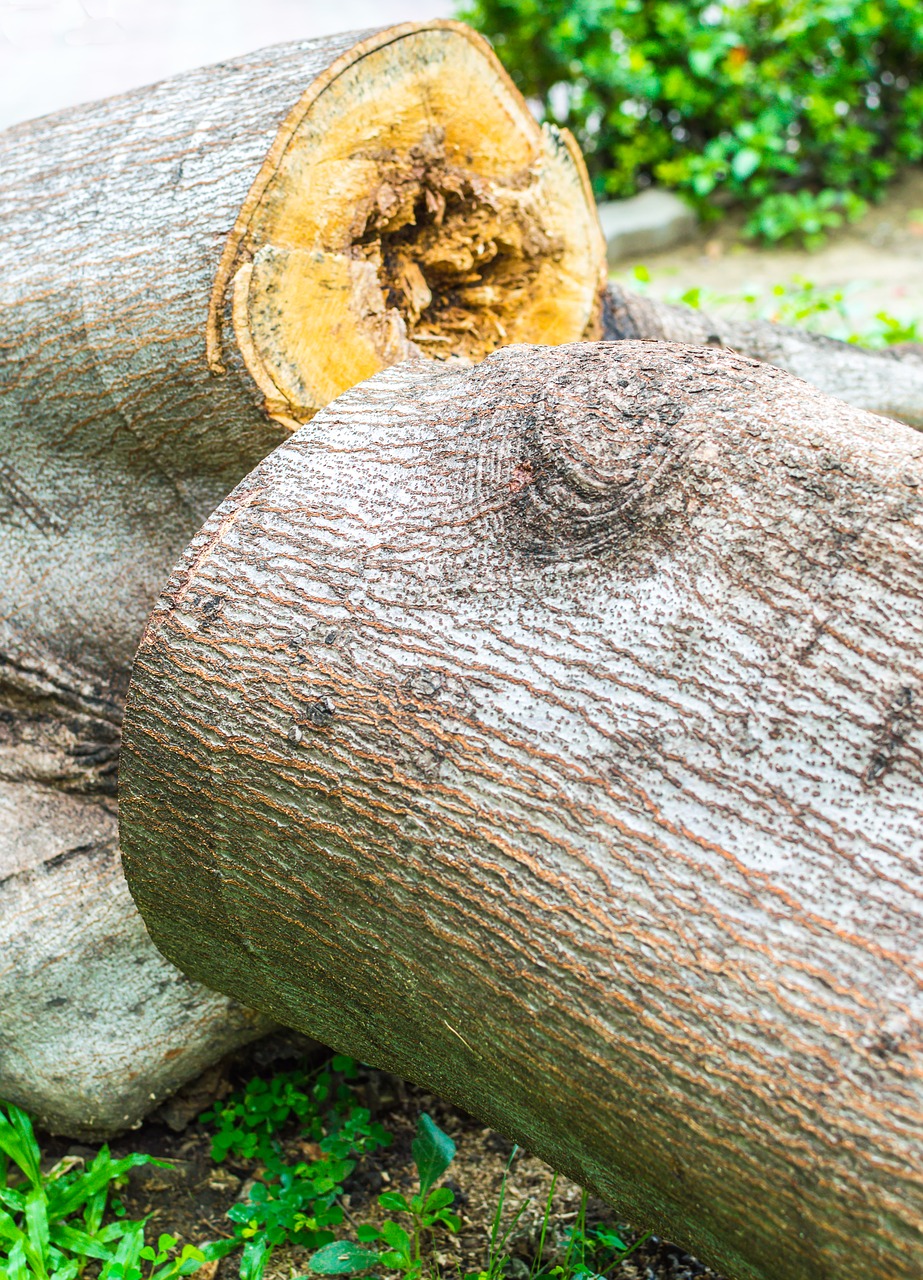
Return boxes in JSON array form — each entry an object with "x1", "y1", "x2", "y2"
[
  {"x1": 604, "y1": 283, "x2": 923, "y2": 429},
  {"x1": 0, "y1": 15, "x2": 603, "y2": 1135},
  {"x1": 0, "y1": 26, "x2": 404, "y2": 1134},
  {"x1": 121, "y1": 341, "x2": 923, "y2": 1280}
]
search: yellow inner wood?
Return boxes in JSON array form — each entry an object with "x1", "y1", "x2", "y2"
[{"x1": 232, "y1": 26, "x2": 606, "y2": 424}]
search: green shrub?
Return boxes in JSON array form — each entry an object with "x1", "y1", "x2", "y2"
[
  {"x1": 457, "y1": 0, "x2": 923, "y2": 244},
  {"x1": 201, "y1": 1056, "x2": 390, "y2": 1280}
]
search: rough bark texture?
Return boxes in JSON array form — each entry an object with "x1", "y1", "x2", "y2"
[
  {"x1": 121, "y1": 341, "x2": 923, "y2": 1280},
  {"x1": 0, "y1": 24, "x2": 420, "y2": 1135},
  {"x1": 0, "y1": 18, "x2": 606, "y2": 1136},
  {"x1": 604, "y1": 282, "x2": 923, "y2": 429}
]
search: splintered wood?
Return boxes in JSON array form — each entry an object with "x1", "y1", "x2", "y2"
[{"x1": 213, "y1": 25, "x2": 606, "y2": 425}]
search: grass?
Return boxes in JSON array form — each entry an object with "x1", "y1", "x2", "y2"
[
  {"x1": 623, "y1": 265, "x2": 923, "y2": 349},
  {"x1": 1, "y1": 1061, "x2": 652, "y2": 1280},
  {"x1": 0, "y1": 1101, "x2": 231, "y2": 1280}
]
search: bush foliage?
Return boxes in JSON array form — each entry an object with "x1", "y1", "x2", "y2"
[{"x1": 458, "y1": 0, "x2": 923, "y2": 243}]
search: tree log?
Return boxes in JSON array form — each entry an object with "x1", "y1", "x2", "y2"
[
  {"x1": 121, "y1": 341, "x2": 922, "y2": 1280},
  {"x1": 604, "y1": 283, "x2": 923, "y2": 430},
  {"x1": 0, "y1": 20, "x2": 604, "y2": 1134}
]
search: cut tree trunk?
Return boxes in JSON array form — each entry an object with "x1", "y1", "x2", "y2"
[
  {"x1": 0, "y1": 20, "x2": 604, "y2": 1135},
  {"x1": 121, "y1": 341, "x2": 923, "y2": 1280},
  {"x1": 604, "y1": 282, "x2": 923, "y2": 429}
]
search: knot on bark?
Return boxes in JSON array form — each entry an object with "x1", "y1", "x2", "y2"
[{"x1": 485, "y1": 343, "x2": 693, "y2": 561}]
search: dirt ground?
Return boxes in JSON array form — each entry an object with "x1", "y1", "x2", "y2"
[
  {"x1": 43, "y1": 1034, "x2": 724, "y2": 1280},
  {"x1": 611, "y1": 167, "x2": 923, "y2": 327}
]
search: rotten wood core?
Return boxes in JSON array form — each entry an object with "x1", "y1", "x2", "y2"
[{"x1": 213, "y1": 25, "x2": 605, "y2": 425}]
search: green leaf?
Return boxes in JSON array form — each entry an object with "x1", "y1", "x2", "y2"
[
  {"x1": 731, "y1": 146, "x2": 761, "y2": 181},
  {"x1": 376, "y1": 1192, "x2": 409, "y2": 1214},
  {"x1": 49, "y1": 1223, "x2": 118, "y2": 1263},
  {"x1": 423, "y1": 1188, "x2": 454, "y2": 1214},
  {"x1": 99, "y1": 1221, "x2": 145, "y2": 1280},
  {"x1": 51, "y1": 1152, "x2": 163, "y2": 1221},
  {"x1": 5, "y1": 1238, "x2": 29, "y2": 1280},
  {"x1": 306, "y1": 1243, "x2": 380, "y2": 1275},
  {"x1": 355, "y1": 1227, "x2": 380, "y2": 1244},
  {"x1": 411, "y1": 1116, "x2": 455, "y2": 1198},
  {"x1": 49, "y1": 1261, "x2": 79, "y2": 1280},
  {"x1": 378, "y1": 1222, "x2": 410, "y2": 1257},
  {"x1": 25, "y1": 1185, "x2": 50, "y2": 1267},
  {"x1": 0, "y1": 1107, "x2": 41, "y2": 1187},
  {"x1": 239, "y1": 1237, "x2": 270, "y2": 1280}
]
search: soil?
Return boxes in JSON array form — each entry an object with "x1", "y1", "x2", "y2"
[
  {"x1": 40, "y1": 1034, "x2": 724, "y2": 1280},
  {"x1": 612, "y1": 167, "x2": 923, "y2": 325}
]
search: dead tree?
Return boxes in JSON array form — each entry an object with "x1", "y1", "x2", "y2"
[
  {"x1": 0, "y1": 19, "x2": 605, "y2": 1135},
  {"x1": 604, "y1": 283, "x2": 923, "y2": 429},
  {"x1": 121, "y1": 341, "x2": 923, "y2": 1280}
]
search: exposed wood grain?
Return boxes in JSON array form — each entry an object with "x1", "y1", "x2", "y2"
[{"x1": 121, "y1": 340, "x2": 923, "y2": 1280}]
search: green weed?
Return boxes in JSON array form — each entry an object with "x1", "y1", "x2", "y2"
[
  {"x1": 307, "y1": 1121, "x2": 648, "y2": 1280},
  {"x1": 308, "y1": 1113, "x2": 460, "y2": 1280},
  {"x1": 4, "y1": 1065, "x2": 650, "y2": 1280},
  {"x1": 0, "y1": 1101, "x2": 228, "y2": 1280},
  {"x1": 201, "y1": 1057, "x2": 390, "y2": 1280},
  {"x1": 625, "y1": 265, "x2": 923, "y2": 349}
]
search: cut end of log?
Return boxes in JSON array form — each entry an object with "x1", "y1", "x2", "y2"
[{"x1": 211, "y1": 22, "x2": 606, "y2": 424}]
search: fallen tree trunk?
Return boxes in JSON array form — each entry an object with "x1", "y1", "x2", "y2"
[
  {"x1": 0, "y1": 20, "x2": 604, "y2": 1135},
  {"x1": 603, "y1": 282, "x2": 923, "y2": 429},
  {"x1": 121, "y1": 341, "x2": 923, "y2": 1280}
]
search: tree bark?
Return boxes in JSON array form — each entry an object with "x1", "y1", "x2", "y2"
[
  {"x1": 604, "y1": 282, "x2": 923, "y2": 430},
  {"x1": 0, "y1": 19, "x2": 605, "y2": 1134},
  {"x1": 121, "y1": 341, "x2": 923, "y2": 1280}
]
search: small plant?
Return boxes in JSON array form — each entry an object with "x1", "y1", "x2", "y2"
[
  {"x1": 545, "y1": 1191, "x2": 652, "y2": 1280},
  {"x1": 307, "y1": 1123, "x2": 651, "y2": 1280},
  {"x1": 307, "y1": 1114, "x2": 460, "y2": 1279},
  {"x1": 465, "y1": 1144, "x2": 531, "y2": 1280},
  {"x1": 868, "y1": 311, "x2": 923, "y2": 346},
  {"x1": 201, "y1": 1058, "x2": 390, "y2": 1280},
  {"x1": 742, "y1": 189, "x2": 867, "y2": 250},
  {"x1": 625, "y1": 266, "x2": 923, "y2": 350},
  {"x1": 468, "y1": 1157, "x2": 648, "y2": 1280},
  {"x1": 0, "y1": 1100, "x2": 226, "y2": 1280}
]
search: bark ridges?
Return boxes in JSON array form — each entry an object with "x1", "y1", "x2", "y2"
[{"x1": 121, "y1": 341, "x2": 923, "y2": 1280}]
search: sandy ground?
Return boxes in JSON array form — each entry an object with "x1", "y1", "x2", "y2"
[{"x1": 611, "y1": 169, "x2": 923, "y2": 332}]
